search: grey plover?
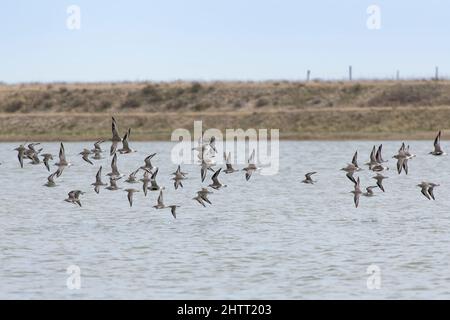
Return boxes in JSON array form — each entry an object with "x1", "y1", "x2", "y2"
[
  {"x1": 363, "y1": 186, "x2": 378, "y2": 197},
  {"x1": 140, "y1": 153, "x2": 156, "y2": 172},
  {"x1": 417, "y1": 181, "x2": 439, "y2": 200},
  {"x1": 118, "y1": 128, "x2": 136, "y2": 154},
  {"x1": 196, "y1": 188, "x2": 212, "y2": 205},
  {"x1": 209, "y1": 168, "x2": 226, "y2": 190},
  {"x1": 429, "y1": 131, "x2": 446, "y2": 156},
  {"x1": 171, "y1": 165, "x2": 186, "y2": 190},
  {"x1": 140, "y1": 170, "x2": 151, "y2": 196},
  {"x1": 91, "y1": 139, "x2": 105, "y2": 153},
  {"x1": 243, "y1": 149, "x2": 258, "y2": 181},
  {"x1": 149, "y1": 168, "x2": 163, "y2": 191},
  {"x1": 124, "y1": 188, "x2": 139, "y2": 207},
  {"x1": 64, "y1": 190, "x2": 85, "y2": 207},
  {"x1": 107, "y1": 153, "x2": 122, "y2": 178},
  {"x1": 393, "y1": 143, "x2": 412, "y2": 175},
  {"x1": 14, "y1": 144, "x2": 27, "y2": 168},
  {"x1": 44, "y1": 172, "x2": 58, "y2": 187},
  {"x1": 153, "y1": 190, "x2": 166, "y2": 209},
  {"x1": 201, "y1": 159, "x2": 215, "y2": 182},
  {"x1": 106, "y1": 176, "x2": 121, "y2": 191},
  {"x1": 350, "y1": 177, "x2": 362, "y2": 208},
  {"x1": 166, "y1": 205, "x2": 180, "y2": 219},
  {"x1": 41, "y1": 153, "x2": 54, "y2": 171},
  {"x1": 302, "y1": 172, "x2": 317, "y2": 184},
  {"x1": 223, "y1": 152, "x2": 238, "y2": 174},
  {"x1": 92, "y1": 166, "x2": 107, "y2": 194},
  {"x1": 125, "y1": 168, "x2": 141, "y2": 184},
  {"x1": 372, "y1": 173, "x2": 388, "y2": 192},
  {"x1": 110, "y1": 116, "x2": 122, "y2": 156},
  {"x1": 55, "y1": 143, "x2": 70, "y2": 177},
  {"x1": 79, "y1": 149, "x2": 94, "y2": 165}
]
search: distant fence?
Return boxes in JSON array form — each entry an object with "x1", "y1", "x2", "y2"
[{"x1": 303, "y1": 66, "x2": 445, "y2": 82}]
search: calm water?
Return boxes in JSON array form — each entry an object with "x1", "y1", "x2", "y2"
[{"x1": 1, "y1": 141, "x2": 450, "y2": 299}]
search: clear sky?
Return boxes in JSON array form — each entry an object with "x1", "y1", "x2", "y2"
[{"x1": 0, "y1": 0, "x2": 448, "y2": 83}]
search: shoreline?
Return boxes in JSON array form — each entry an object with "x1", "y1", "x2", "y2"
[
  {"x1": 0, "y1": 109, "x2": 446, "y2": 142},
  {"x1": 2, "y1": 80, "x2": 450, "y2": 142}
]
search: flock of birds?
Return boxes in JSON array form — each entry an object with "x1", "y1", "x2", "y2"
[
  {"x1": 2, "y1": 117, "x2": 447, "y2": 211},
  {"x1": 7, "y1": 117, "x2": 260, "y2": 219},
  {"x1": 301, "y1": 130, "x2": 446, "y2": 207}
]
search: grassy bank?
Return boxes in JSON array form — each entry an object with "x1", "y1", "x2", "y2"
[{"x1": 0, "y1": 80, "x2": 449, "y2": 141}]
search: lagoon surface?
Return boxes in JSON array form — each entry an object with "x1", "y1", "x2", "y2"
[{"x1": 1, "y1": 141, "x2": 450, "y2": 299}]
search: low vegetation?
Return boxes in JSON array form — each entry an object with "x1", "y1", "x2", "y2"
[{"x1": 0, "y1": 80, "x2": 449, "y2": 140}]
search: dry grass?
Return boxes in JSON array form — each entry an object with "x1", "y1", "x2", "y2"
[{"x1": 0, "y1": 80, "x2": 450, "y2": 141}]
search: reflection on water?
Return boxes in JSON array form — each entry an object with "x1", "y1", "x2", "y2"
[{"x1": 1, "y1": 141, "x2": 450, "y2": 299}]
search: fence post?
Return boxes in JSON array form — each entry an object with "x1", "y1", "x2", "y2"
[{"x1": 349, "y1": 66, "x2": 352, "y2": 81}]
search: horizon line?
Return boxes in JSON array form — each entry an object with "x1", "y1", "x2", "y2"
[{"x1": 1, "y1": 77, "x2": 449, "y2": 86}]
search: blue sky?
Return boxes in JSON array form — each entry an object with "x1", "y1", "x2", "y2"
[{"x1": 0, "y1": 0, "x2": 448, "y2": 82}]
